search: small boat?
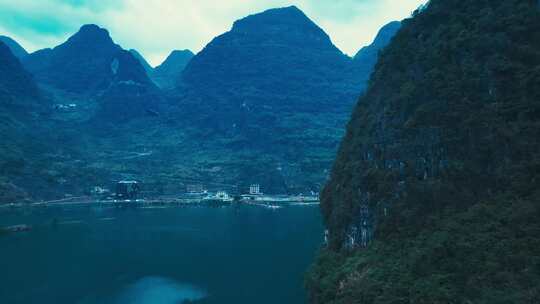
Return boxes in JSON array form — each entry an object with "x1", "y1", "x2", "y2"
[
  {"x1": 203, "y1": 191, "x2": 234, "y2": 203},
  {"x1": 1, "y1": 224, "x2": 32, "y2": 233}
]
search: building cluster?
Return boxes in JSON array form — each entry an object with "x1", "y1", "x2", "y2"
[
  {"x1": 249, "y1": 184, "x2": 261, "y2": 195},
  {"x1": 115, "y1": 180, "x2": 141, "y2": 199},
  {"x1": 93, "y1": 181, "x2": 318, "y2": 205}
]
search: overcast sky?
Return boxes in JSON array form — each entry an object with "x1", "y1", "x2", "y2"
[{"x1": 0, "y1": 0, "x2": 427, "y2": 66}]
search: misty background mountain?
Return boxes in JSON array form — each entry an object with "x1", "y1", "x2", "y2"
[{"x1": 0, "y1": 6, "x2": 400, "y2": 203}]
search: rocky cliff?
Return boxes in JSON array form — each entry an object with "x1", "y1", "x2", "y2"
[{"x1": 308, "y1": 0, "x2": 540, "y2": 302}]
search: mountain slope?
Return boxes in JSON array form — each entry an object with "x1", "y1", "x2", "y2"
[
  {"x1": 307, "y1": 0, "x2": 540, "y2": 303},
  {"x1": 0, "y1": 41, "x2": 39, "y2": 105},
  {"x1": 0, "y1": 35, "x2": 28, "y2": 59},
  {"x1": 0, "y1": 42, "x2": 60, "y2": 203},
  {"x1": 173, "y1": 6, "x2": 360, "y2": 192},
  {"x1": 152, "y1": 49, "x2": 193, "y2": 89},
  {"x1": 97, "y1": 49, "x2": 162, "y2": 122},
  {"x1": 129, "y1": 49, "x2": 154, "y2": 76}
]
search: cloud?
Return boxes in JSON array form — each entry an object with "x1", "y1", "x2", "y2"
[{"x1": 0, "y1": 0, "x2": 426, "y2": 66}]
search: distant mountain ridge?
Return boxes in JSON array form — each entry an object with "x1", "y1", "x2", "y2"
[
  {"x1": 153, "y1": 50, "x2": 194, "y2": 89},
  {"x1": 23, "y1": 24, "x2": 125, "y2": 94},
  {"x1": 0, "y1": 8, "x2": 402, "y2": 200}
]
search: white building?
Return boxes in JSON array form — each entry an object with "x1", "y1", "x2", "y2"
[{"x1": 249, "y1": 184, "x2": 262, "y2": 195}]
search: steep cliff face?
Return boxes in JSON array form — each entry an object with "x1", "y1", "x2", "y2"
[{"x1": 308, "y1": 0, "x2": 540, "y2": 302}]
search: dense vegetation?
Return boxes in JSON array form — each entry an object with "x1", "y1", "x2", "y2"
[{"x1": 307, "y1": 0, "x2": 540, "y2": 302}]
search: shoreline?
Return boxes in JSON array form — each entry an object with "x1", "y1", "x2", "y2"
[{"x1": 0, "y1": 198, "x2": 320, "y2": 210}]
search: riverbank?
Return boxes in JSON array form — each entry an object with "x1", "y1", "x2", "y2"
[{"x1": 0, "y1": 195, "x2": 320, "y2": 210}]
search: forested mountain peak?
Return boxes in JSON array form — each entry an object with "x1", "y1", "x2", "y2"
[
  {"x1": 231, "y1": 6, "x2": 327, "y2": 39},
  {"x1": 22, "y1": 24, "x2": 150, "y2": 94},
  {"x1": 182, "y1": 5, "x2": 351, "y2": 101},
  {"x1": 66, "y1": 24, "x2": 116, "y2": 48}
]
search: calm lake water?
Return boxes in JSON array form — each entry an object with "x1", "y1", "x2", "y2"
[{"x1": 0, "y1": 204, "x2": 323, "y2": 304}]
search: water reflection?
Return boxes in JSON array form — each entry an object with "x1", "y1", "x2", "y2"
[{"x1": 113, "y1": 276, "x2": 206, "y2": 304}]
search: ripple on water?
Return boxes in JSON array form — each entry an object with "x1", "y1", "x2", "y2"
[{"x1": 114, "y1": 276, "x2": 206, "y2": 304}]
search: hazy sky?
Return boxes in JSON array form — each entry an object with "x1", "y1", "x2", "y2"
[{"x1": 0, "y1": 0, "x2": 427, "y2": 66}]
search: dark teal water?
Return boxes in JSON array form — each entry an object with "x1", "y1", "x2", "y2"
[{"x1": 0, "y1": 204, "x2": 323, "y2": 304}]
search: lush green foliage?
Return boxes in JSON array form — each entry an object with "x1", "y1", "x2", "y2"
[{"x1": 308, "y1": 0, "x2": 540, "y2": 302}]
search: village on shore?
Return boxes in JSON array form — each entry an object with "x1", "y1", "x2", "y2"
[{"x1": 1, "y1": 181, "x2": 320, "y2": 210}]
